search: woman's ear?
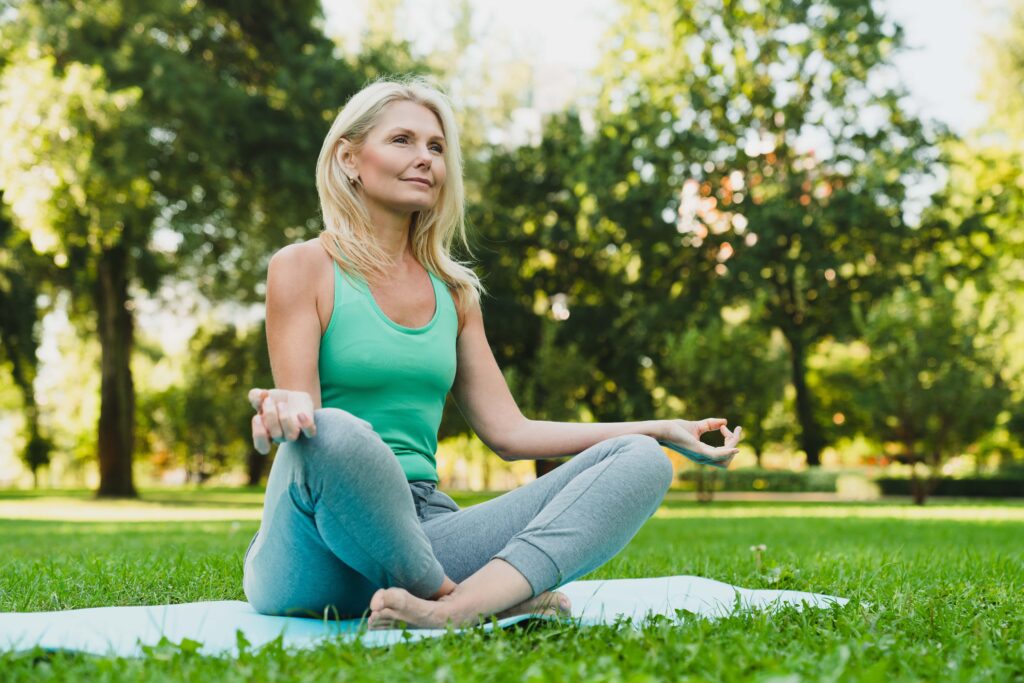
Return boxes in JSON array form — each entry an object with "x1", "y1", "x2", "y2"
[{"x1": 335, "y1": 137, "x2": 357, "y2": 175}]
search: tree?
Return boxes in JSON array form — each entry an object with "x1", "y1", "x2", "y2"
[
  {"x1": 957, "y1": 0, "x2": 1024, "y2": 462},
  {"x1": 136, "y1": 322, "x2": 272, "y2": 486},
  {"x1": 587, "y1": 0, "x2": 943, "y2": 465},
  {"x1": 851, "y1": 273, "x2": 1010, "y2": 505},
  {"x1": 466, "y1": 111, "x2": 652, "y2": 476},
  {"x1": 652, "y1": 298, "x2": 789, "y2": 466},
  {"x1": 0, "y1": 0, "x2": 418, "y2": 496},
  {"x1": 0, "y1": 193, "x2": 53, "y2": 486}
]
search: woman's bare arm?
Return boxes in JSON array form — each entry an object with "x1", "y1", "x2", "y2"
[
  {"x1": 264, "y1": 242, "x2": 325, "y2": 405},
  {"x1": 450, "y1": 297, "x2": 669, "y2": 460},
  {"x1": 250, "y1": 242, "x2": 329, "y2": 453}
]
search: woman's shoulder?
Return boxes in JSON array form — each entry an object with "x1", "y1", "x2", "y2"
[
  {"x1": 271, "y1": 238, "x2": 331, "y2": 269},
  {"x1": 267, "y1": 239, "x2": 334, "y2": 297},
  {"x1": 270, "y1": 239, "x2": 335, "y2": 278}
]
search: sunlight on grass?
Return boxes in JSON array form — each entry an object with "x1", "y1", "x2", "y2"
[
  {"x1": 1, "y1": 490, "x2": 1022, "y2": 523},
  {"x1": 655, "y1": 503, "x2": 1024, "y2": 522},
  {"x1": 0, "y1": 498, "x2": 263, "y2": 522}
]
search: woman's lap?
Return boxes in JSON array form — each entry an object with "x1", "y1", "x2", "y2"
[
  {"x1": 243, "y1": 408, "x2": 446, "y2": 616},
  {"x1": 243, "y1": 410, "x2": 673, "y2": 614},
  {"x1": 421, "y1": 434, "x2": 673, "y2": 591}
]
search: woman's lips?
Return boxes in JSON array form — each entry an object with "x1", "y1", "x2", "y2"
[{"x1": 404, "y1": 178, "x2": 431, "y2": 187}]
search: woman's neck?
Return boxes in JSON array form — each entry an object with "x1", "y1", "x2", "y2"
[{"x1": 365, "y1": 203, "x2": 415, "y2": 265}]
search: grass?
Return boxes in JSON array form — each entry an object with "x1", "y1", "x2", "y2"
[{"x1": 1, "y1": 489, "x2": 1022, "y2": 681}]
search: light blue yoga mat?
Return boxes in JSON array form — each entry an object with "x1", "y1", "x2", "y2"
[{"x1": 0, "y1": 575, "x2": 847, "y2": 658}]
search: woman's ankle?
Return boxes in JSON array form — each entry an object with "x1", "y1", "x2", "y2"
[{"x1": 429, "y1": 575, "x2": 457, "y2": 600}]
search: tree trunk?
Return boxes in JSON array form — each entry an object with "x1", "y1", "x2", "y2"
[
  {"x1": 534, "y1": 458, "x2": 565, "y2": 478},
  {"x1": 246, "y1": 449, "x2": 266, "y2": 487},
  {"x1": 696, "y1": 466, "x2": 715, "y2": 504},
  {"x1": 906, "y1": 438, "x2": 927, "y2": 505},
  {"x1": 94, "y1": 243, "x2": 137, "y2": 498},
  {"x1": 785, "y1": 331, "x2": 825, "y2": 466}
]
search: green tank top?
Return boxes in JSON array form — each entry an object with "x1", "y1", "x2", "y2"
[{"x1": 318, "y1": 259, "x2": 458, "y2": 482}]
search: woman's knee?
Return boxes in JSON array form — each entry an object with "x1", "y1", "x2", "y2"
[
  {"x1": 616, "y1": 434, "x2": 674, "y2": 493},
  {"x1": 313, "y1": 407, "x2": 375, "y2": 434},
  {"x1": 291, "y1": 408, "x2": 385, "y2": 468},
  {"x1": 301, "y1": 408, "x2": 374, "y2": 451}
]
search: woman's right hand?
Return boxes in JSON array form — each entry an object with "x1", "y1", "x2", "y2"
[
  {"x1": 248, "y1": 388, "x2": 317, "y2": 455},
  {"x1": 658, "y1": 417, "x2": 742, "y2": 469}
]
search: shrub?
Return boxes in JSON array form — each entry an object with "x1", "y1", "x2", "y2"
[
  {"x1": 875, "y1": 476, "x2": 1024, "y2": 498},
  {"x1": 677, "y1": 468, "x2": 839, "y2": 493}
]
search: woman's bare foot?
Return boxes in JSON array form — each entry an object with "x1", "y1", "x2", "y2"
[
  {"x1": 366, "y1": 587, "x2": 572, "y2": 630},
  {"x1": 367, "y1": 587, "x2": 452, "y2": 630},
  {"x1": 496, "y1": 591, "x2": 572, "y2": 619}
]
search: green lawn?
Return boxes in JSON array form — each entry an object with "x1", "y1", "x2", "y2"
[{"x1": 1, "y1": 490, "x2": 1022, "y2": 681}]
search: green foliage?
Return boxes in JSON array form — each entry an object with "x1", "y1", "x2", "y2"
[
  {"x1": 585, "y1": 0, "x2": 945, "y2": 465},
  {"x1": 137, "y1": 323, "x2": 272, "y2": 483},
  {"x1": 850, "y1": 272, "x2": 1011, "y2": 503},
  {"x1": 951, "y1": 0, "x2": 1024, "y2": 459},
  {"x1": 806, "y1": 338, "x2": 875, "y2": 445},
  {"x1": 677, "y1": 467, "x2": 839, "y2": 492},
  {"x1": 501, "y1": 318, "x2": 594, "y2": 423},
  {"x1": 0, "y1": 0, "x2": 1019, "y2": 490},
  {"x1": 651, "y1": 298, "x2": 789, "y2": 463},
  {"x1": 0, "y1": 193, "x2": 53, "y2": 480},
  {"x1": 0, "y1": 0, "x2": 425, "y2": 494},
  {"x1": 876, "y1": 476, "x2": 1024, "y2": 498}
]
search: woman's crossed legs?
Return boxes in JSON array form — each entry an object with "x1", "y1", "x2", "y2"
[{"x1": 242, "y1": 408, "x2": 673, "y2": 627}]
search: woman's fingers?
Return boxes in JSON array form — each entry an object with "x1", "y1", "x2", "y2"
[
  {"x1": 262, "y1": 397, "x2": 284, "y2": 442},
  {"x1": 250, "y1": 389, "x2": 316, "y2": 448},
  {"x1": 297, "y1": 412, "x2": 317, "y2": 439},
  {"x1": 720, "y1": 425, "x2": 743, "y2": 448},
  {"x1": 708, "y1": 454, "x2": 735, "y2": 469},
  {"x1": 697, "y1": 417, "x2": 728, "y2": 434},
  {"x1": 252, "y1": 414, "x2": 271, "y2": 455},
  {"x1": 248, "y1": 388, "x2": 268, "y2": 412},
  {"x1": 277, "y1": 399, "x2": 301, "y2": 441}
]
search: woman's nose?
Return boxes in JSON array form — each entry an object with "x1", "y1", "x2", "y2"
[{"x1": 413, "y1": 145, "x2": 433, "y2": 165}]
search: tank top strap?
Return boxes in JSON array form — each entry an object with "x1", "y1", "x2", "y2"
[{"x1": 331, "y1": 258, "x2": 366, "y2": 307}]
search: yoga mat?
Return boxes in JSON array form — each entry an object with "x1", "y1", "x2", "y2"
[{"x1": 0, "y1": 575, "x2": 847, "y2": 658}]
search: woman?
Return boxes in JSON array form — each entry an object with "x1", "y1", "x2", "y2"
[{"x1": 242, "y1": 76, "x2": 743, "y2": 630}]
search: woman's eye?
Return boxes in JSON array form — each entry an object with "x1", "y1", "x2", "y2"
[{"x1": 431, "y1": 144, "x2": 444, "y2": 153}]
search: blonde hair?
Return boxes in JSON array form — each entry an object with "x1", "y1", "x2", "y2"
[{"x1": 315, "y1": 75, "x2": 484, "y2": 331}]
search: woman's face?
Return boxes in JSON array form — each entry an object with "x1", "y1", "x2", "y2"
[{"x1": 343, "y1": 100, "x2": 447, "y2": 215}]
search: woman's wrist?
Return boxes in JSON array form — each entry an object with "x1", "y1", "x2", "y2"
[
  {"x1": 430, "y1": 575, "x2": 457, "y2": 600},
  {"x1": 646, "y1": 420, "x2": 671, "y2": 442}
]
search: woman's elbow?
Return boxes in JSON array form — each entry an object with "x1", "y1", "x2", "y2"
[
  {"x1": 487, "y1": 418, "x2": 527, "y2": 462},
  {"x1": 482, "y1": 434, "x2": 513, "y2": 462}
]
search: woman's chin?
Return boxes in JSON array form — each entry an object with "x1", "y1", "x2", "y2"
[{"x1": 399, "y1": 201, "x2": 437, "y2": 213}]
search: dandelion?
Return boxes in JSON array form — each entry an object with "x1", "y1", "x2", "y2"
[{"x1": 749, "y1": 544, "x2": 767, "y2": 572}]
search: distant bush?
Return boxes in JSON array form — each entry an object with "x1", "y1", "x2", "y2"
[
  {"x1": 875, "y1": 477, "x2": 1024, "y2": 498},
  {"x1": 676, "y1": 468, "x2": 839, "y2": 493}
]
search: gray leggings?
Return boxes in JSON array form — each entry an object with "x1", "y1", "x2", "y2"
[{"x1": 242, "y1": 408, "x2": 673, "y2": 618}]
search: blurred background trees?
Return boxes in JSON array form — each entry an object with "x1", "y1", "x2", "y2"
[
  {"x1": 0, "y1": 0, "x2": 1021, "y2": 503},
  {"x1": 0, "y1": 0, "x2": 419, "y2": 496}
]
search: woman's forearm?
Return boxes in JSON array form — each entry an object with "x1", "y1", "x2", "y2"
[{"x1": 497, "y1": 418, "x2": 669, "y2": 461}]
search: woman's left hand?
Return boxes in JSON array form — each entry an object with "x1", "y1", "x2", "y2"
[{"x1": 658, "y1": 418, "x2": 742, "y2": 469}]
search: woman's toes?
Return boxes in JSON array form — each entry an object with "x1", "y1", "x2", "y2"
[
  {"x1": 541, "y1": 590, "x2": 571, "y2": 616},
  {"x1": 368, "y1": 611, "x2": 394, "y2": 630},
  {"x1": 371, "y1": 587, "x2": 408, "y2": 613},
  {"x1": 496, "y1": 590, "x2": 573, "y2": 619},
  {"x1": 366, "y1": 587, "x2": 443, "y2": 629},
  {"x1": 369, "y1": 588, "x2": 386, "y2": 612}
]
